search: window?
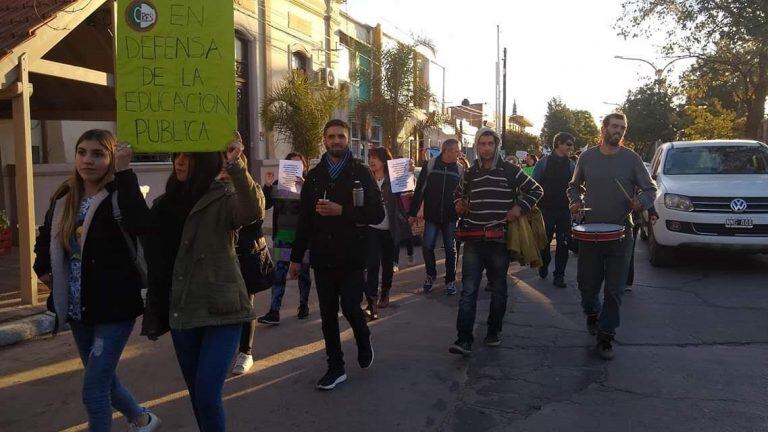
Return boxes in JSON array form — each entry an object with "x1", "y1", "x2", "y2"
[
  {"x1": 663, "y1": 145, "x2": 768, "y2": 175},
  {"x1": 292, "y1": 51, "x2": 309, "y2": 74},
  {"x1": 369, "y1": 125, "x2": 381, "y2": 146}
]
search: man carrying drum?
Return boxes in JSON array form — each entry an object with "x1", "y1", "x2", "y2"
[{"x1": 567, "y1": 113, "x2": 657, "y2": 360}]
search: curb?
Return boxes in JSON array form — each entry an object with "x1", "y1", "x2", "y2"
[{"x1": 0, "y1": 312, "x2": 55, "y2": 347}]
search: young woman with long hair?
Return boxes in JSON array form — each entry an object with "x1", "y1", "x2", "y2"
[
  {"x1": 142, "y1": 134, "x2": 263, "y2": 431},
  {"x1": 34, "y1": 129, "x2": 160, "y2": 431},
  {"x1": 364, "y1": 147, "x2": 413, "y2": 320}
]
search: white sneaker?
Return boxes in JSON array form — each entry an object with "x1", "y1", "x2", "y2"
[
  {"x1": 392, "y1": 264, "x2": 399, "y2": 273},
  {"x1": 232, "y1": 352, "x2": 254, "y2": 375},
  {"x1": 129, "y1": 411, "x2": 161, "y2": 432}
]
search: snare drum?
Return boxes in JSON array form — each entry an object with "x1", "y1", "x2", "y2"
[{"x1": 571, "y1": 223, "x2": 625, "y2": 242}]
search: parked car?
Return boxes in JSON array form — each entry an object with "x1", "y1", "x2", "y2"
[{"x1": 645, "y1": 140, "x2": 768, "y2": 266}]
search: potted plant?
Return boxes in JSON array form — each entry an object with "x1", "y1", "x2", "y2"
[{"x1": 0, "y1": 210, "x2": 11, "y2": 256}]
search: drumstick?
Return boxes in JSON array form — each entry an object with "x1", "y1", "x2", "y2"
[{"x1": 615, "y1": 179, "x2": 633, "y2": 201}]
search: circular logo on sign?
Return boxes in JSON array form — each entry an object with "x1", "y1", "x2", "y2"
[{"x1": 125, "y1": 1, "x2": 157, "y2": 32}]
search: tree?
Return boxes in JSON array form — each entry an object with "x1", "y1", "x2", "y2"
[
  {"x1": 571, "y1": 110, "x2": 600, "y2": 149},
  {"x1": 621, "y1": 81, "x2": 678, "y2": 158},
  {"x1": 679, "y1": 100, "x2": 741, "y2": 141},
  {"x1": 503, "y1": 130, "x2": 539, "y2": 155},
  {"x1": 260, "y1": 70, "x2": 347, "y2": 159},
  {"x1": 356, "y1": 38, "x2": 436, "y2": 155},
  {"x1": 540, "y1": 97, "x2": 575, "y2": 147},
  {"x1": 618, "y1": 1, "x2": 768, "y2": 139}
]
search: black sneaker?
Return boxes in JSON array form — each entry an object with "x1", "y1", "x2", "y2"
[
  {"x1": 297, "y1": 304, "x2": 309, "y2": 319},
  {"x1": 484, "y1": 332, "x2": 502, "y2": 347},
  {"x1": 586, "y1": 314, "x2": 599, "y2": 335},
  {"x1": 257, "y1": 310, "x2": 280, "y2": 325},
  {"x1": 449, "y1": 340, "x2": 472, "y2": 356},
  {"x1": 596, "y1": 338, "x2": 615, "y2": 360},
  {"x1": 357, "y1": 335, "x2": 374, "y2": 369},
  {"x1": 316, "y1": 369, "x2": 347, "y2": 390},
  {"x1": 538, "y1": 267, "x2": 548, "y2": 279},
  {"x1": 553, "y1": 277, "x2": 567, "y2": 288}
]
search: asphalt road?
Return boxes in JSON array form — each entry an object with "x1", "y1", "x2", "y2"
[{"x1": 0, "y1": 241, "x2": 766, "y2": 432}]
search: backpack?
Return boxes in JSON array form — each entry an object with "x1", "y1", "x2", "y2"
[
  {"x1": 111, "y1": 192, "x2": 148, "y2": 294},
  {"x1": 419, "y1": 157, "x2": 465, "y2": 195}
]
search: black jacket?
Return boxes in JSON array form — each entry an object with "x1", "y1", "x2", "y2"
[
  {"x1": 379, "y1": 176, "x2": 413, "y2": 247},
  {"x1": 263, "y1": 180, "x2": 302, "y2": 239},
  {"x1": 409, "y1": 156, "x2": 461, "y2": 224},
  {"x1": 34, "y1": 170, "x2": 150, "y2": 328},
  {"x1": 291, "y1": 156, "x2": 384, "y2": 270}
]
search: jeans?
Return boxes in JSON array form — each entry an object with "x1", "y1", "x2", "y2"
[
  {"x1": 314, "y1": 268, "x2": 371, "y2": 371},
  {"x1": 422, "y1": 220, "x2": 457, "y2": 283},
  {"x1": 540, "y1": 207, "x2": 572, "y2": 278},
  {"x1": 577, "y1": 235, "x2": 634, "y2": 337},
  {"x1": 365, "y1": 227, "x2": 395, "y2": 301},
  {"x1": 70, "y1": 320, "x2": 145, "y2": 432},
  {"x1": 456, "y1": 241, "x2": 511, "y2": 344},
  {"x1": 270, "y1": 239, "x2": 311, "y2": 312},
  {"x1": 171, "y1": 324, "x2": 241, "y2": 432},
  {"x1": 393, "y1": 237, "x2": 414, "y2": 266}
]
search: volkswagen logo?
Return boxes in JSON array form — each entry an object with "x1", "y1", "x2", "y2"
[{"x1": 730, "y1": 198, "x2": 748, "y2": 213}]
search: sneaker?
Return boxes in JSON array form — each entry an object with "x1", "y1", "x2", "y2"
[
  {"x1": 448, "y1": 340, "x2": 472, "y2": 356},
  {"x1": 232, "y1": 352, "x2": 254, "y2": 375},
  {"x1": 484, "y1": 332, "x2": 502, "y2": 347},
  {"x1": 257, "y1": 310, "x2": 280, "y2": 325},
  {"x1": 407, "y1": 254, "x2": 415, "y2": 265},
  {"x1": 423, "y1": 275, "x2": 436, "y2": 293},
  {"x1": 393, "y1": 264, "x2": 399, "y2": 273},
  {"x1": 297, "y1": 304, "x2": 309, "y2": 319},
  {"x1": 596, "y1": 338, "x2": 615, "y2": 360},
  {"x1": 586, "y1": 314, "x2": 599, "y2": 336},
  {"x1": 445, "y1": 281, "x2": 457, "y2": 296},
  {"x1": 538, "y1": 267, "x2": 548, "y2": 279},
  {"x1": 316, "y1": 369, "x2": 347, "y2": 390},
  {"x1": 129, "y1": 411, "x2": 162, "y2": 432},
  {"x1": 553, "y1": 277, "x2": 567, "y2": 288},
  {"x1": 357, "y1": 335, "x2": 374, "y2": 369}
]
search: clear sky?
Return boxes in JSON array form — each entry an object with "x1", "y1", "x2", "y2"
[{"x1": 342, "y1": 0, "x2": 693, "y2": 135}]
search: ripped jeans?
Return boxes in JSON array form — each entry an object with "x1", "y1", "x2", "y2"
[{"x1": 70, "y1": 319, "x2": 146, "y2": 431}]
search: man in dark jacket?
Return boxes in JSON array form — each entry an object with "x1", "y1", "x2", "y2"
[
  {"x1": 408, "y1": 138, "x2": 462, "y2": 294},
  {"x1": 289, "y1": 119, "x2": 384, "y2": 391},
  {"x1": 532, "y1": 132, "x2": 576, "y2": 288}
]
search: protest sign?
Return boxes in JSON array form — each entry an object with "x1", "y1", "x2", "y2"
[
  {"x1": 277, "y1": 159, "x2": 304, "y2": 195},
  {"x1": 116, "y1": 0, "x2": 236, "y2": 152},
  {"x1": 515, "y1": 150, "x2": 529, "y2": 161},
  {"x1": 387, "y1": 158, "x2": 415, "y2": 194}
]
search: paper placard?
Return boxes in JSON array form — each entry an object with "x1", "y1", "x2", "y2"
[
  {"x1": 278, "y1": 159, "x2": 304, "y2": 195},
  {"x1": 515, "y1": 151, "x2": 529, "y2": 161},
  {"x1": 116, "y1": 0, "x2": 236, "y2": 152},
  {"x1": 387, "y1": 158, "x2": 415, "y2": 194}
]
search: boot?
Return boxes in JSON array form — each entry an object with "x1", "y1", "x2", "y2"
[{"x1": 378, "y1": 287, "x2": 391, "y2": 308}]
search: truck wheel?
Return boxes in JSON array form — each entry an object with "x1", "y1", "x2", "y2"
[{"x1": 648, "y1": 228, "x2": 675, "y2": 267}]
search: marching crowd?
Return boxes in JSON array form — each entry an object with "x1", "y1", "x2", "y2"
[{"x1": 32, "y1": 113, "x2": 657, "y2": 431}]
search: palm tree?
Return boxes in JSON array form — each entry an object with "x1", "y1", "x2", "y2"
[{"x1": 260, "y1": 70, "x2": 347, "y2": 159}]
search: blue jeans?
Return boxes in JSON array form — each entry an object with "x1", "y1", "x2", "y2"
[
  {"x1": 270, "y1": 240, "x2": 311, "y2": 312},
  {"x1": 70, "y1": 320, "x2": 145, "y2": 432},
  {"x1": 541, "y1": 207, "x2": 572, "y2": 278},
  {"x1": 171, "y1": 324, "x2": 241, "y2": 432},
  {"x1": 577, "y1": 235, "x2": 634, "y2": 337},
  {"x1": 456, "y1": 241, "x2": 511, "y2": 343},
  {"x1": 422, "y1": 220, "x2": 457, "y2": 282}
]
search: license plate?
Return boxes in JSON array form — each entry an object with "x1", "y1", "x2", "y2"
[{"x1": 725, "y1": 218, "x2": 753, "y2": 228}]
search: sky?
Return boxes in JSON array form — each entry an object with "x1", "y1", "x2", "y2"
[{"x1": 342, "y1": 0, "x2": 694, "y2": 134}]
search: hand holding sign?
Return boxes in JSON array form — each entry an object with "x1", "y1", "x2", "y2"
[
  {"x1": 115, "y1": 142, "x2": 133, "y2": 172},
  {"x1": 226, "y1": 131, "x2": 244, "y2": 164}
]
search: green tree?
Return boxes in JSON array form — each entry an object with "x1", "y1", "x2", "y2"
[
  {"x1": 260, "y1": 70, "x2": 347, "y2": 159},
  {"x1": 679, "y1": 100, "x2": 741, "y2": 140},
  {"x1": 618, "y1": 0, "x2": 768, "y2": 139},
  {"x1": 540, "y1": 97, "x2": 575, "y2": 147},
  {"x1": 621, "y1": 81, "x2": 678, "y2": 158},
  {"x1": 357, "y1": 38, "x2": 436, "y2": 154},
  {"x1": 503, "y1": 130, "x2": 539, "y2": 155},
  {"x1": 571, "y1": 110, "x2": 600, "y2": 148}
]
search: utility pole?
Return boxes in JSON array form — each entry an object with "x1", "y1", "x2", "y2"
[
  {"x1": 495, "y1": 25, "x2": 500, "y2": 133},
  {"x1": 501, "y1": 47, "x2": 507, "y2": 147}
]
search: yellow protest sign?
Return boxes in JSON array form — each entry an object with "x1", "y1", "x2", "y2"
[{"x1": 116, "y1": 0, "x2": 236, "y2": 152}]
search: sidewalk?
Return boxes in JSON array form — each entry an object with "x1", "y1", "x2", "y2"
[{"x1": 0, "y1": 248, "x2": 53, "y2": 346}]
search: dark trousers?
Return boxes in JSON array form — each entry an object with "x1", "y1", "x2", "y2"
[
  {"x1": 239, "y1": 295, "x2": 255, "y2": 354},
  {"x1": 626, "y1": 222, "x2": 641, "y2": 286},
  {"x1": 171, "y1": 324, "x2": 241, "y2": 432},
  {"x1": 365, "y1": 227, "x2": 395, "y2": 301},
  {"x1": 577, "y1": 235, "x2": 634, "y2": 337},
  {"x1": 540, "y1": 207, "x2": 571, "y2": 278},
  {"x1": 456, "y1": 241, "x2": 511, "y2": 343},
  {"x1": 393, "y1": 237, "x2": 414, "y2": 266},
  {"x1": 315, "y1": 268, "x2": 371, "y2": 371}
]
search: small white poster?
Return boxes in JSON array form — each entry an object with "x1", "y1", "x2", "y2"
[
  {"x1": 516, "y1": 150, "x2": 529, "y2": 161},
  {"x1": 278, "y1": 159, "x2": 304, "y2": 194},
  {"x1": 387, "y1": 158, "x2": 415, "y2": 194}
]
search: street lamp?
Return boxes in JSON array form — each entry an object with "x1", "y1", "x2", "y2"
[{"x1": 613, "y1": 55, "x2": 694, "y2": 79}]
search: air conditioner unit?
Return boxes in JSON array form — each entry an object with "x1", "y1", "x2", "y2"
[{"x1": 317, "y1": 68, "x2": 337, "y2": 88}]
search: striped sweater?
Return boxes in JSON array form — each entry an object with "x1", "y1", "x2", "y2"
[{"x1": 455, "y1": 160, "x2": 543, "y2": 230}]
